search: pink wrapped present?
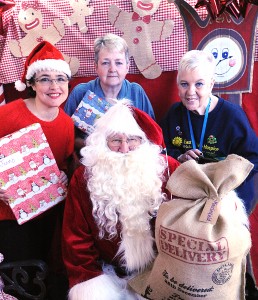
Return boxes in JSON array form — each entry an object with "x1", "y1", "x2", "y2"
[{"x1": 0, "y1": 123, "x2": 67, "y2": 225}]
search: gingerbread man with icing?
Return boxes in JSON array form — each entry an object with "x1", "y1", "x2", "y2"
[
  {"x1": 109, "y1": 0, "x2": 174, "y2": 79},
  {"x1": 8, "y1": 1, "x2": 79, "y2": 75},
  {"x1": 64, "y1": 0, "x2": 94, "y2": 33}
]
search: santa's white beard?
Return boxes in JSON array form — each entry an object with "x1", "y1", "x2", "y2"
[{"x1": 82, "y1": 142, "x2": 167, "y2": 272}]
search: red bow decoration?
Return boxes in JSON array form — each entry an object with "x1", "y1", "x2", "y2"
[
  {"x1": 132, "y1": 12, "x2": 151, "y2": 24},
  {"x1": 21, "y1": 0, "x2": 39, "y2": 11},
  {"x1": 195, "y1": 0, "x2": 254, "y2": 19},
  {"x1": 0, "y1": 0, "x2": 15, "y2": 36}
]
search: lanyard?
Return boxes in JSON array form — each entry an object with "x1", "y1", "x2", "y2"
[{"x1": 187, "y1": 98, "x2": 211, "y2": 151}]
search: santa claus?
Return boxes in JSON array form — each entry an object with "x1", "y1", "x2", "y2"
[{"x1": 62, "y1": 100, "x2": 179, "y2": 299}]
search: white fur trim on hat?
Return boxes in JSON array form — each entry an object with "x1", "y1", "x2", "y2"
[
  {"x1": 26, "y1": 59, "x2": 71, "y2": 80},
  {"x1": 68, "y1": 274, "x2": 138, "y2": 300},
  {"x1": 94, "y1": 99, "x2": 146, "y2": 139},
  {"x1": 15, "y1": 80, "x2": 27, "y2": 92}
]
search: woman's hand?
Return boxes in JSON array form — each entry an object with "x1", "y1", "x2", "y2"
[
  {"x1": 0, "y1": 188, "x2": 10, "y2": 205},
  {"x1": 59, "y1": 171, "x2": 68, "y2": 186},
  {"x1": 177, "y1": 149, "x2": 203, "y2": 163}
]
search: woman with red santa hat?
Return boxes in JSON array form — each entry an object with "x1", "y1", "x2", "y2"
[
  {"x1": 0, "y1": 41, "x2": 74, "y2": 299},
  {"x1": 62, "y1": 100, "x2": 179, "y2": 300}
]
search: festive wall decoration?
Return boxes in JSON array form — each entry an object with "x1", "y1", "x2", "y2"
[
  {"x1": 172, "y1": 0, "x2": 258, "y2": 93},
  {"x1": 1, "y1": 1, "x2": 258, "y2": 85},
  {"x1": 194, "y1": 0, "x2": 253, "y2": 19},
  {"x1": 8, "y1": 1, "x2": 80, "y2": 75},
  {"x1": 64, "y1": 0, "x2": 94, "y2": 33},
  {"x1": 109, "y1": 0, "x2": 174, "y2": 79}
]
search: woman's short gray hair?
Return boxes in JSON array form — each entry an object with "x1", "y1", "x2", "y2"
[
  {"x1": 177, "y1": 50, "x2": 216, "y2": 84},
  {"x1": 94, "y1": 33, "x2": 130, "y2": 64}
]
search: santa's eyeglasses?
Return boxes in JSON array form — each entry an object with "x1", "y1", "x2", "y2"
[{"x1": 107, "y1": 136, "x2": 142, "y2": 147}]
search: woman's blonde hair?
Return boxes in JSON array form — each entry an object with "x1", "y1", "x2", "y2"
[
  {"x1": 177, "y1": 50, "x2": 216, "y2": 84},
  {"x1": 94, "y1": 33, "x2": 129, "y2": 64}
]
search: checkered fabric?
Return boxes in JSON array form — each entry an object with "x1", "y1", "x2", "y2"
[{"x1": 0, "y1": 0, "x2": 257, "y2": 84}]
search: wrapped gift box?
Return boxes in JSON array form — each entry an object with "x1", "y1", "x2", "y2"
[
  {"x1": 0, "y1": 123, "x2": 66, "y2": 225},
  {"x1": 71, "y1": 90, "x2": 114, "y2": 135}
]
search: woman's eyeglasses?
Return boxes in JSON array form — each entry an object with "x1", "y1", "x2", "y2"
[{"x1": 35, "y1": 76, "x2": 69, "y2": 86}]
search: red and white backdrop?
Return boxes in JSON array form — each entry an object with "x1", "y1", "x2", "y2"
[
  {"x1": 0, "y1": 1, "x2": 258, "y2": 78},
  {"x1": 1, "y1": 0, "x2": 258, "y2": 122},
  {"x1": 0, "y1": 0, "x2": 192, "y2": 82}
]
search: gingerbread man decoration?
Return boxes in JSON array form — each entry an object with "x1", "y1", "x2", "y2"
[
  {"x1": 8, "y1": 1, "x2": 79, "y2": 75},
  {"x1": 109, "y1": 0, "x2": 174, "y2": 79},
  {"x1": 64, "y1": 0, "x2": 94, "y2": 33}
]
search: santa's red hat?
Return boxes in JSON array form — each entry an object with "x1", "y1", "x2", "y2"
[
  {"x1": 15, "y1": 41, "x2": 71, "y2": 91},
  {"x1": 93, "y1": 99, "x2": 165, "y2": 148},
  {"x1": 133, "y1": 106, "x2": 165, "y2": 148}
]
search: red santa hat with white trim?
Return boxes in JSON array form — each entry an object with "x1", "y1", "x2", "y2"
[
  {"x1": 15, "y1": 41, "x2": 71, "y2": 91},
  {"x1": 91, "y1": 99, "x2": 165, "y2": 149}
]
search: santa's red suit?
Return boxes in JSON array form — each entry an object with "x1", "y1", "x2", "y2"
[
  {"x1": 63, "y1": 165, "x2": 124, "y2": 285},
  {"x1": 62, "y1": 154, "x2": 178, "y2": 299}
]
